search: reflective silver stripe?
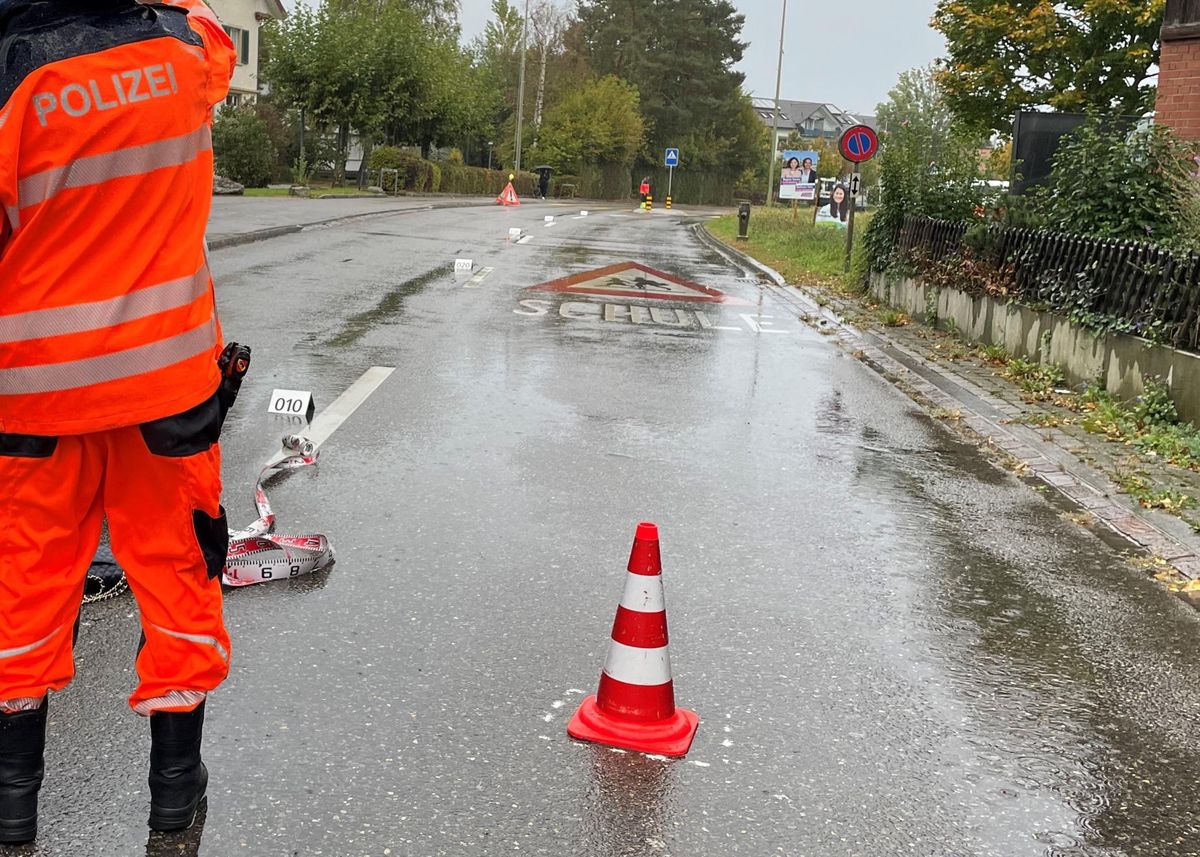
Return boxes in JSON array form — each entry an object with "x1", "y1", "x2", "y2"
[
  {"x1": 133, "y1": 690, "x2": 207, "y2": 717},
  {"x1": 0, "y1": 697, "x2": 44, "y2": 713},
  {"x1": 150, "y1": 623, "x2": 229, "y2": 664},
  {"x1": 0, "y1": 264, "x2": 209, "y2": 345},
  {"x1": 17, "y1": 125, "x2": 211, "y2": 213},
  {"x1": 0, "y1": 314, "x2": 216, "y2": 395},
  {"x1": 0, "y1": 625, "x2": 64, "y2": 660}
]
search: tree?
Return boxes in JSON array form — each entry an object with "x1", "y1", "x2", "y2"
[
  {"x1": 932, "y1": 0, "x2": 1165, "y2": 132},
  {"x1": 862, "y1": 119, "x2": 985, "y2": 272},
  {"x1": 212, "y1": 107, "x2": 277, "y2": 187},
  {"x1": 529, "y1": 0, "x2": 569, "y2": 148},
  {"x1": 534, "y1": 75, "x2": 645, "y2": 173},
  {"x1": 265, "y1": 0, "x2": 488, "y2": 179},
  {"x1": 876, "y1": 66, "x2": 953, "y2": 140},
  {"x1": 576, "y1": 0, "x2": 753, "y2": 174}
]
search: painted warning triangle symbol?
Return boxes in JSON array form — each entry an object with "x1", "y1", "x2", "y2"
[{"x1": 527, "y1": 262, "x2": 748, "y2": 304}]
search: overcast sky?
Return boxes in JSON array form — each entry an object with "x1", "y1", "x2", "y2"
[{"x1": 293, "y1": 1, "x2": 947, "y2": 114}]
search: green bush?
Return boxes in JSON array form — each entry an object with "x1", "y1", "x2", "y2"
[
  {"x1": 863, "y1": 120, "x2": 984, "y2": 275},
  {"x1": 1031, "y1": 118, "x2": 1200, "y2": 251},
  {"x1": 212, "y1": 106, "x2": 277, "y2": 188},
  {"x1": 365, "y1": 149, "x2": 541, "y2": 198}
]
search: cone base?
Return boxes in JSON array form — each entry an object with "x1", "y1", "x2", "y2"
[{"x1": 567, "y1": 695, "x2": 699, "y2": 757}]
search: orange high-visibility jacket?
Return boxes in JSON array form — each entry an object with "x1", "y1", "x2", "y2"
[{"x1": 0, "y1": 0, "x2": 236, "y2": 435}]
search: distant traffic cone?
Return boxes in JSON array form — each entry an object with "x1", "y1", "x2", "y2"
[
  {"x1": 567, "y1": 522, "x2": 699, "y2": 756},
  {"x1": 497, "y1": 182, "x2": 521, "y2": 206}
]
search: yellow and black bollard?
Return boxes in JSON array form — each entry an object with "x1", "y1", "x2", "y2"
[
  {"x1": 665, "y1": 196, "x2": 672, "y2": 210},
  {"x1": 646, "y1": 195, "x2": 653, "y2": 211}
]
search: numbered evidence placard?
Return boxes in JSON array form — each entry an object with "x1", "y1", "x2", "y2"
[{"x1": 268, "y1": 388, "x2": 316, "y2": 422}]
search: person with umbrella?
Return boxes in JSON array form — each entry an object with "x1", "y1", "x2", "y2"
[{"x1": 534, "y1": 166, "x2": 553, "y2": 200}]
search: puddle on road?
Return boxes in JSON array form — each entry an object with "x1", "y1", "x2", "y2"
[{"x1": 326, "y1": 263, "x2": 451, "y2": 348}]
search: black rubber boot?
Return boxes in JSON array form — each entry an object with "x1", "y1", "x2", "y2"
[
  {"x1": 147, "y1": 702, "x2": 208, "y2": 833},
  {"x1": 0, "y1": 699, "x2": 47, "y2": 845}
]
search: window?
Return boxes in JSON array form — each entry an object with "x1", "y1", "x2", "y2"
[{"x1": 223, "y1": 26, "x2": 251, "y2": 66}]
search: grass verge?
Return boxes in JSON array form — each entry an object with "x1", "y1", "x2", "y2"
[{"x1": 707, "y1": 206, "x2": 871, "y2": 289}]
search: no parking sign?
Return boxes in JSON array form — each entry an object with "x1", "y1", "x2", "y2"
[
  {"x1": 839, "y1": 125, "x2": 879, "y2": 164},
  {"x1": 836, "y1": 124, "x2": 879, "y2": 274}
]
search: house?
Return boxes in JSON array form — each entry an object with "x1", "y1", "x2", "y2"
[
  {"x1": 206, "y1": 0, "x2": 287, "y2": 108},
  {"x1": 1157, "y1": 0, "x2": 1200, "y2": 140},
  {"x1": 752, "y1": 98, "x2": 876, "y2": 150}
]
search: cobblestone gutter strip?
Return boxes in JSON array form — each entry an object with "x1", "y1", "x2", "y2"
[{"x1": 695, "y1": 224, "x2": 1200, "y2": 597}]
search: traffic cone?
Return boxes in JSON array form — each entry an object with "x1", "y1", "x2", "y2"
[
  {"x1": 497, "y1": 182, "x2": 521, "y2": 206},
  {"x1": 567, "y1": 522, "x2": 699, "y2": 757}
]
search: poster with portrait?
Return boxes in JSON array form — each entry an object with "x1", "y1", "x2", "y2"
[
  {"x1": 779, "y1": 150, "x2": 818, "y2": 201},
  {"x1": 816, "y1": 181, "x2": 851, "y2": 228}
]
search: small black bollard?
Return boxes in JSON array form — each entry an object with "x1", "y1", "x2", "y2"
[{"x1": 737, "y1": 201, "x2": 751, "y2": 241}]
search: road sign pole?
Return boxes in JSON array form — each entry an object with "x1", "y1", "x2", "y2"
[
  {"x1": 844, "y1": 165, "x2": 861, "y2": 274},
  {"x1": 668, "y1": 165, "x2": 674, "y2": 199}
]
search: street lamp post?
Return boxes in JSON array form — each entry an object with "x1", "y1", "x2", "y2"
[
  {"x1": 765, "y1": 0, "x2": 788, "y2": 207},
  {"x1": 514, "y1": 0, "x2": 530, "y2": 174},
  {"x1": 487, "y1": 141, "x2": 494, "y2": 171}
]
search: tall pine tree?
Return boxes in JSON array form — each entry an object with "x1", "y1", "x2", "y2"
[{"x1": 576, "y1": 0, "x2": 756, "y2": 174}]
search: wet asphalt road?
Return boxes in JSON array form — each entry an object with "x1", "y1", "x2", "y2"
[{"x1": 14, "y1": 202, "x2": 1200, "y2": 856}]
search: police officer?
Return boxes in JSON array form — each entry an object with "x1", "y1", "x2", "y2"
[{"x1": 0, "y1": 0, "x2": 237, "y2": 841}]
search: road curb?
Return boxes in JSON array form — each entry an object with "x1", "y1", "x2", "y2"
[
  {"x1": 206, "y1": 198, "x2": 496, "y2": 252},
  {"x1": 697, "y1": 224, "x2": 1200, "y2": 592}
]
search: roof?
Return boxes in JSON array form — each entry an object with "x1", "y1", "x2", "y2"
[
  {"x1": 258, "y1": 0, "x2": 286, "y2": 19},
  {"x1": 751, "y1": 98, "x2": 875, "y2": 133}
]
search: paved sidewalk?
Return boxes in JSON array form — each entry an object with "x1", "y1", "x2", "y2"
[
  {"x1": 205, "y1": 195, "x2": 496, "y2": 249},
  {"x1": 697, "y1": 225, "x2": 1200, "y2": 602}
]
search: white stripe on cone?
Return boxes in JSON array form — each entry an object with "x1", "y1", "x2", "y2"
[
  {"x1": 618, "y1": 571, "x2": 666, "y2": 613},
  {"x1": 603, "y1": 640, "x2": 673, "y2": 687}
]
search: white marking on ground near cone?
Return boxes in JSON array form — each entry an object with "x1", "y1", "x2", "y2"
[
  {"x1": 643, "y1": 754, "x2": 670, "y2": 762},
  {"x1": 541, "y1": 714, "x2": 554, "y2": 722},
  {"x1": 721, "y1": 739, "x2": 734, "y2": 747},
  {"x1": 566, "y1": 688, "x2": 584, "y2": 695},
  {"x1": 517, "y1": 235, "x2": 532, "y2": 245},
  {"x1": 551, "y1": 700, "x2": 565, "y2": 709},
  {"x1": 689, "y1": 760, "x2": 711, "y2": 768}
]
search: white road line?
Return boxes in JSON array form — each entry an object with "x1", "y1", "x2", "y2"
[
  {"x1": 517, "y1": 235, "x2": 532, "y2": 244},
  {"x1": 464, "y1": 266, "x2": 495, "y2": 289},
  {"x1": 264, "y1": 366, "x2": 395, "y2": 467}
]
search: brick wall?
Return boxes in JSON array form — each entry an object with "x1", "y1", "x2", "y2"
[{"x1": 1158, "y1": 7, "x2": 1200, "y2": 140}]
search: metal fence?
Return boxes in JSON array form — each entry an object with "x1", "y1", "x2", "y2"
[{"x1": 896, "y1": 215, "x2": 1200, "y2": 351}]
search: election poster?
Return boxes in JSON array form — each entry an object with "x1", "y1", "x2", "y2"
[{"x1": 779, "y1": 150, "x2": 818, "y2": 201}]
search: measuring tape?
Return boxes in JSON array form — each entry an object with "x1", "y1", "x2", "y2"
[
  {"x1": 84, "y1": 434, "x2": 335, "y2": 599},
  {"x1": 222, "y1": 435, "x2": 335, "y2": 587}
]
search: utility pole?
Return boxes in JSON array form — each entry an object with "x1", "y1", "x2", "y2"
[
  {"x1": 765, "y1": 0, "x2": 788, "y2": 207},
  {"x1": 514, "y1": 0, "x2": 530, "y2": 174}
]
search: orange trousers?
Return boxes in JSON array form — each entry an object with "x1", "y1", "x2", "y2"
[{"x1": 0, "y1": 396, "x2": 230, "y2": 715}]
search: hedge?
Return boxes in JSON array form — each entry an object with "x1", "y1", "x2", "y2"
[{"x1": 367, "y1": 147, "x2": 543, "y2": 198}]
